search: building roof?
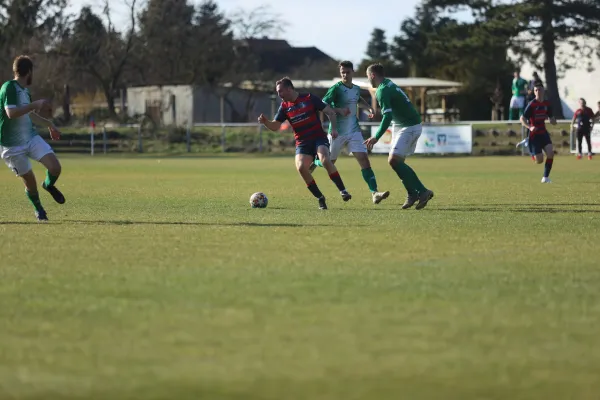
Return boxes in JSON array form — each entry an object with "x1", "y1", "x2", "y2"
[
  {"x1": 256, "y1": 47, "x2": 337, "y2": 76},
  {"x1": 234, "y1": 77, "x2": 462, "y2": 91}
]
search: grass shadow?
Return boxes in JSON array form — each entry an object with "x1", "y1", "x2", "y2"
[{"x1": 438, "y1": 206, "x2": 600, "y2": 214}]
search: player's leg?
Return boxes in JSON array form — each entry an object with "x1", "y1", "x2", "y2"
[
  {"x1": 348, "y1": 132, "x2": 389, "y2": 204},
  {"x1": 2, "y1": 150, "x2": 47, "y2": 221},
  {"x1": 295, "y1": 147, "x2": 327, "y2": 209},
  {"x1": 577, "y1": 129, "x2": 584, "y2": 159},
  {"x1": 31, "y1": 136, "x2": 65, "y2": 204},
  {"x1": 540, "y1": 134, "x2": 554, "y2": 183},
  {"x1": 517, "y1": 97, "x2": 525, "y2": 118},
  {"x1": 388, "y1": 125, "x2": 433, "y2": 209},
  {"x1": 584, "y1": 130, "x2": 592, "y2": 159},
  {"x1": 509, "y1": 96, "x2": 519, "y2": 120},
  {"x1": 316, "y1": 139, "x2": 351, "y2": 202},
  {"x1": 313, "y1": 134, "x2": 344, "y2": 170}
]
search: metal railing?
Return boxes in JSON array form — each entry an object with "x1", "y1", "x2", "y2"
[{"x1": 54, "y1": 119, "x2": 574, "y2": 156}]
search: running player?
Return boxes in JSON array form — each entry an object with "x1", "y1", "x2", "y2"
[
  {"x1": 312, "y1": 60, "x2": 390, "y2": 204},
  {"x1": 363, "y1": 63, "x2": 434, "y2": 210},
  {"x1": 258, "y1": 77, "x2": 351, "y2": 209},
  {"x1": 0, "y1": 55, "x2": 65, "y2": 221},
  {"x1": 571, "y1": 98, "x2": 595, "y2": 160},
  {"x1": 520, "y1": 83, "x2": 557, "y2": 183}
]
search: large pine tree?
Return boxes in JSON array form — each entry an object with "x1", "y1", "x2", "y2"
[{"x1": 425, "y1": 0, "x2": 600, "y2": 118}]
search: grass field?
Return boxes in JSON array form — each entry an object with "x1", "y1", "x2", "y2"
[{"x1": 1, "y1": 155, "x2": 600, "y2": 400}]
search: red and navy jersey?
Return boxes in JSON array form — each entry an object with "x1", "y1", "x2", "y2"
[
  {"x1": 574, "y1": 107, "x2": 595, "y2": 130},
  {"x1": 523, "y1": 99, "x2": 553, "y2": 135},
  {"x1": 275, "y1": 93, "x2": 327, "y2": 144}
]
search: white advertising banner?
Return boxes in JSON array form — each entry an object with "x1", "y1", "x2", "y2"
[
  {"x1": 370, "y1": 124, "x2": 473, "y2": 154},
  {"x1": 571, "y1": 124, "x2": 600, "y2": 154}
]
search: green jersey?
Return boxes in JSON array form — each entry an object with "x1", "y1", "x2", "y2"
[
  {"x1": 322, "y1": 81, "x2": 361, "y2": 135},
  {"x1": 376, "y1": 78, "x2": 421, "y2": 128},
  {"x1": 512, "y1": 77, "x2": 528, "y2": 97},
  {"x1": 0, "y1": 80, "x2": 37, "y2": 147}
]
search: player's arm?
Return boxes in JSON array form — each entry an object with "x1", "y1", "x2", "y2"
[
  {"x1": 321, "y1": 104, "x2": 338, "y2": 133},
  {"x1": 547, "y1": 104, "x2": 556, "y2": 125},
  {"x1": 258, "y1": 107, "x2": 285, "y2": 131},
  {"x1": 29, "y1": 112, "x2": 61, "y2": 140},
  {"x1": 520, "y1": 104, "x2": 533, "y2": 131},
  {"x1": 322, "y1": 86, "x2": 346, "y2": 115},
  {"x1": 358, "y1": 96, "x2": 375, "y2": 117},
  {"x1": 3, "y1": 84, "x2": 45, "y2": 119},
  {"x1": 310, "y1": 94, "x2": 338, "y2": 136},
  {"x1": 30, "y1": 112, "x2": 53, "y2": 128},
  {"x1": 373, "y1": 89, "x2": 393, "y2": 140}
]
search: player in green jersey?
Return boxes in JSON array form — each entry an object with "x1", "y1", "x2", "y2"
[
  {"x1": 509, "y1": 70, "x2": 528, "y2": 120},
  {"x1": 363, "y1": 63, "x2": 434, "y2": 210},
  {"x1": 0, "y1": 55, "x2": 65, "y2": 222},
  {"x1": 311, "y1": 61, "x2": 390, "y2": 204}
]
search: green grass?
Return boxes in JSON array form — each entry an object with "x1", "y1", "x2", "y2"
[{"x1": 1, "y1": 155, "x2": 600, "y2": 400}]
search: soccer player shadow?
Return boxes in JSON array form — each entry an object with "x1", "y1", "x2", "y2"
[
  {"x1": 56, "y1": 219, "x2": 361, "y2": 227},
  {"x1": 437, "y1": 206, "x2": 600, "y2": 214}
]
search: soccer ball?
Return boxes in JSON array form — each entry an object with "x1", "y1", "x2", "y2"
[{"x1": 249, "y1": 192, "x2": 268, "y2": 208}]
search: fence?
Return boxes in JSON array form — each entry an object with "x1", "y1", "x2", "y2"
[{"x1": 49, "y1": 120, "x2": 575, "y2": 156}]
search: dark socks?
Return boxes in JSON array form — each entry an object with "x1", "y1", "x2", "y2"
[
  {"x1": 307, "y1": 180, "x2": 324, "y2": 198},
  {"x1": 329, "y1": 171, "x2": 346, "y2": 192},
  {"x1": 544, "y1": 158, "x2": 553, "y2": 178}
]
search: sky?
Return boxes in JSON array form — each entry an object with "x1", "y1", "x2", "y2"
[{"x1": 67, "y1": 0, "x2": 422, "y2": 65}]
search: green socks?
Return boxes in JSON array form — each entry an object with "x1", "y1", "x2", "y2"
[
  {"x1": 361, "y1": 167, "x2": 378, "y2": 192},
  {"x1": 314, "y1": 159, "x2": 324, "y2": 168},
  {"x1": 26, "y1": 190, "x2": 44, "y2": 212},
  {"x1": 392, "y1": 161, "x2": 426, "y2": 194},
  {"x1": 44, "y1": 170, "x2": 59, "y2": 187}
]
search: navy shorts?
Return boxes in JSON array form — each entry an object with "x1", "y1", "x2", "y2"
[
  {"x1": 530, "y1": 132, "x2": 552, "y2": 155},
  {"x1": 295, "y1": 136, "x2": 330, "y2": 157}
]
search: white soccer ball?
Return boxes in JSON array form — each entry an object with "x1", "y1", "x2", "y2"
[{"x1": 249, "y1": 192, "x2": 268, "y2": 208}]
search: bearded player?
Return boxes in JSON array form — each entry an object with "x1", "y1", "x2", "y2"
[
  {"x1": 0, "y1": 55, "x2": 64, "y2": 221},
  {"x1": 363, "y1": 63, "x2": 434, "y2": 210},
  {"x1": 258, "y1": 77, "x2": 352, "y2": 210}
]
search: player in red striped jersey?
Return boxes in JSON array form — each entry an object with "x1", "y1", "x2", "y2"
[
  {"x1": 520, "y1": 84, "x2": 557, "y2": 183},
  {"x1": 258, "y1": 77, "x2": 351, "y2": 209}
]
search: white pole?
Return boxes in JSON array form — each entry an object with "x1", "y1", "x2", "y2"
[{"x1": 90, "y1": 126, "x2": 95, "y2": 156}]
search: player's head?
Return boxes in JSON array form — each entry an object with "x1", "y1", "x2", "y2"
[
  {"x1": 579, "y1": 98, "x2": 587, "y2": 109},
  {"x1": 533, "y1": 83, "x2": 544, "y2": 100},
  {"x1": 513, "y1": 70, "x2": 520, "y2": 78},
  {"x1": 339, "y1": 60, "x2": 354, "y2": 83},
  {"x1": 366, "y1": 63, "x2": 385, "y2": 88},
  {"x1": 13, "y1": 55, "x2": 33, "y2": 86},
  {"x1": 275, "y1": 77, "x2": 296, "y2": 102}
]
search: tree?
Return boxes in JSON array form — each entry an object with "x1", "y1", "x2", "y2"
[
  {"x1": 0, "y1": 0, "x2": 68, "y2": 99},
  {"x1": 138, "y1": 0, "x2": 196, "y2": 84},
  {"x1": 64, "y1": 0, "x2": 138, "y2": 119},
  {"x1": 390, "y1": 6, "x2": 454, "y2": 77},
  {"x1": 358, "y1": 28, "x2": 403, "y2": 75},
  {"x1": 216, "y1": 4, "x2": 284, "y2": 121},
  {"x1": 425, "y1": 0, "x2": 600, "y2": 118}
]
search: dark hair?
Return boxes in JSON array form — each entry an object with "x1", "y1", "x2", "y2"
[
  {"x1": 276, "y1": 77, "x2": 294, "y2": 89},
  {"x1": 13, "y1": 55, "x2": 33, "y2": 77},
  {"x1": 367, "y1": 63, "x2": 384, "y2": 77},
  {"x1": 534, "y1": 82, "x2": 544, "y2": 89},
  {"x1": 580, "y1": 98, "x2": 586, "y2": 105},
  {"x1": 339, "y1": 60, "x2": 353, "y2": 69}
]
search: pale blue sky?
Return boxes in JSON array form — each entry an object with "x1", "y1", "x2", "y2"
[{"x1": 68, "y1": 0, "x2": 422, "y2": 65}]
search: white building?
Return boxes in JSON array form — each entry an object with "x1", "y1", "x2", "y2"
[{"x1": 515, "y1": 36, "x2": 600, "y2": 118}]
